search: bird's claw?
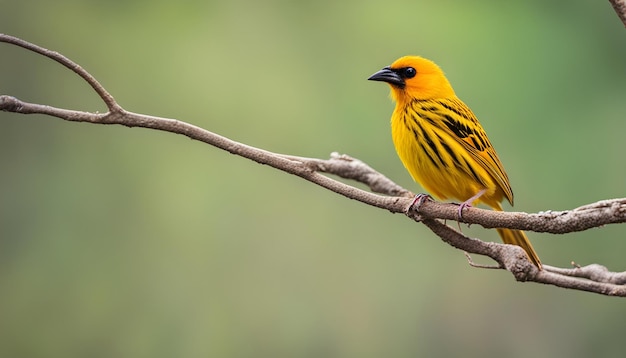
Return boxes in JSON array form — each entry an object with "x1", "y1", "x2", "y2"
[
  {"x1": 405, "y1": 193, "x2": 432, "y2": 216},
  {"x1": 457, "y1": 201, "x2": 472, "y2": 222},
  {"x1": 456, "y1": 189, "x2": 487, "y2": 222}
]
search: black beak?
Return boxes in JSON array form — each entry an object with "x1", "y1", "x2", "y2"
[{"x1": 368, "y1": 67, "x2": 404, "y2": 88}]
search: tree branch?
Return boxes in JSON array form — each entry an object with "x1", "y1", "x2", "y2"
[
  {"x1": 610, "y1": 0, "x2": 626, "y2": 27},
  {"x1": 2, "y1": 33, "x2": 625, "y2": 296}
]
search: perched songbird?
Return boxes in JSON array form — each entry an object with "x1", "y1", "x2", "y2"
[{"x1": 368, "y1": 56, "x2": 541, "y2": 268}]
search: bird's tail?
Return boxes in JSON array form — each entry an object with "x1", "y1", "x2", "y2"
[
  {"x1": 490, "y1": 203, "x2": 541, "y2": 268},
  {"x1": 496, "y1": 228, "x2": 542, "y2": 269}
]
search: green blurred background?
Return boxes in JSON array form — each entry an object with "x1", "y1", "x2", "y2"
[{"x1": 1, "y1": 0, "x2": 626, "y2": 357}]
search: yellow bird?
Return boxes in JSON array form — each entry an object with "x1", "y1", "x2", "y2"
[{"x1": 369, "y1": 56, "x2": 541, "y2": 268}]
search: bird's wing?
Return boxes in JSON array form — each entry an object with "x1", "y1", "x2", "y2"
[{"x1": 431, "y1": 98, "x2": 514, "y2": 205}]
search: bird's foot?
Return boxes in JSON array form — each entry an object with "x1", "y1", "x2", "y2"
[
  {"x1": 405, "y1": 193, "x2": 432, "y2": 216},
  {"x1": 457, "y1": 189, "x2": 487, "y2": 222}
]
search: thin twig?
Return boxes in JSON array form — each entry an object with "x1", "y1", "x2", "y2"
[
  {"x1": 464, "y1": 252, "x2": 502, "y2": 269},
  {"x1": 544, "y1": 264, "x2": 626, "y2": 285},
  {"x1": 0, "y1": 33, "x2": 119, "y2": 111}
]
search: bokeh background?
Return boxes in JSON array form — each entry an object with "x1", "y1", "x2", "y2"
[{"x1": 1, "y1": 1, "x2": 626, "y2": 357}]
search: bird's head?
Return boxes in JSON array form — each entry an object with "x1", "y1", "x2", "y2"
[{"x1": 368, "y1": 56, "x2": 456, "y2": 104}]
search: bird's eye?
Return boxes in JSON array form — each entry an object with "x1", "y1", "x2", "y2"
[{"x1": 403, "y1": 67, "x2": 416, "y2": 78}]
